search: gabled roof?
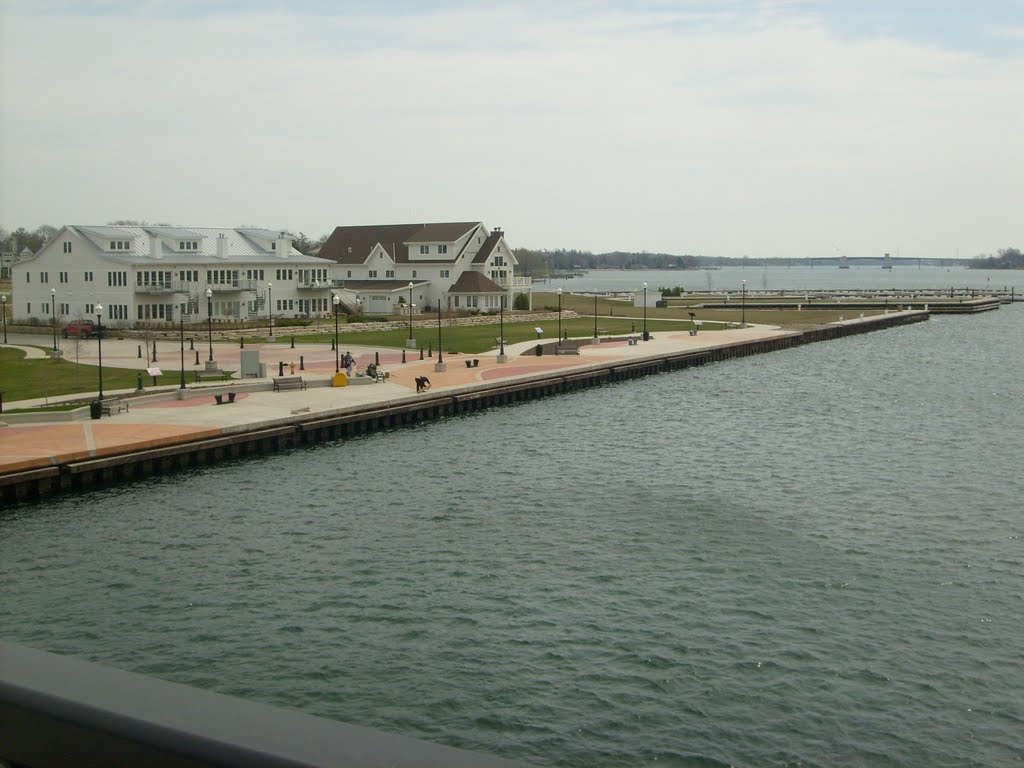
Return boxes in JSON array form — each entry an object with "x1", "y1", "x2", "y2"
[
  {"x1": 319, "y1": 222, "x2": 481, "y2": 265},
  {"x1": 449, "y1": 271, "x2": 504, "y2": 294},
  {"x1": 65, "y1": 226, "x2": 329, "y2": 265},
  {"x1": 472, "y1": 230, "x2": 503, "y2": 264}
]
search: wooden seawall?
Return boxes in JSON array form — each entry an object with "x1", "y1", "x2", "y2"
[{"x1": 0, "y1": 312, "x2": 927, "y2": 505}]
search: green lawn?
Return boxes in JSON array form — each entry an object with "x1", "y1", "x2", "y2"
[
  {"x1": 287, "y1": 316, "x2": 703, "y2": 353},
  {"x1": 0, "y1": 347, "x2": 189, "y2": 403}
]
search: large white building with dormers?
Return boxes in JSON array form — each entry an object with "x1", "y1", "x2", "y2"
[
  {"x1": 9, "y1": 226, "x2": 336, "y2": 329},
  {"x1": 317, "y1": 221, "x2": 531, "y2": 315}
]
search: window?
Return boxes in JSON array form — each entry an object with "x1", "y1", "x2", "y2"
[
  {"x1": 40, "y1": 272, "x2": 49, "y2": 283},
  {"x1": 84, "y1": 271, "x2": 93, "y2": 282},
  {"x1": 412, "y1": 270, "x2": 417, "y2": 278},
  {"x1": 346, "y1": 270, "x2": 352, "y2": 278},
  {"x1": 246, "y1": 269, "x2": 264, "y2": 281},
  {"x1": 419, "y1": 245, "x2": 429, "y2": 254},
  {"x1": 43, "y1": 302, "x2": 50, "y2": 314},
  {"x1": 178, "y1": 240, "x2": 198, "y2": 251},
  {"x1": 271, "y1": 242, "x2": 276, "y2": 250},
  {"x1": 493, "y1": 255, "x2": 505, "y2": 267},
  {"x1": 453, "y1": 296, "x2": 459, "y2": 308},
  {"x1": 63, "y1": 242, "x2": 72, "y2": 254},
  {"x1": 438, "y1": 245, "x2": 448, "y2": 255},
  {"x1": 385, "y1": 269, "x2": 395, "y2": 278},
  {"x1": 25, "y1": 272, "x2": 30, "y2": 283},
  {"x1": 180, "y1": 269, "x2": 199, "y2": 283},
  {"x1": 107, "y1": 271, "x2": 127, "y2": 287},
  {"x1": 440, "y1": 269, "x2": 450, "y2": 278},
  {"x1": 109, "y1": 240, "x2": 131, "y2": 251},
  {"x1": 368, "y1": 270, "x2": 378, "y2": 278},
  {"x1": 275, "y1": 268, "x2": 292, "y2": 281},
  {"x1": 59, "y1": 271, "x2": 69, "y2": 283},
  {"x1": 27, "y1": 302, "x2": 31, "y2": 313},
  {"x1": 60, "y1": 303, "x2": 69, "y2": 315},
  {"x1": 85, "y1": 303, "x2": 94, "y2": 314}
]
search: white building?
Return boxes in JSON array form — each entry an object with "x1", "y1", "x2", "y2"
[
  {"x1": 317, "y1": 222, "x2": 532, "y2": 314},
  {"x1": 9, "y1": 226, "x2": 336, "y2": 329}
]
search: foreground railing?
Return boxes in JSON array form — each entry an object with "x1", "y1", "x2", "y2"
[{"x1": 0, "y1": 639, "x2": 528, "y2": 767}]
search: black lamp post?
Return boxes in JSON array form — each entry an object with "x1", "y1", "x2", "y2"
[
  {"x1": 407, "y1": 282, "x2": 414, "y2": 341},
  {"x1": 95, "y1": 304, "x2": 104, "y2": 401},
  {"x1": 179, "y1": 304, "x2": 186, "y2": 389},
  {"x1": 556, "y1": 287, "x2": 562, "y2": 347},
  {"x1": 435, "y1": 293, "x2": 446, "y2": 371},
  {"x1": 205, "y1": 287, "x2": 214, "y2": 362},
  {"x1": 498, "y1": 292, "x2": 506, "y2": 362},
  {"x1": 594, "y1": 292, "x2": 599, "y2": 338},
  {"x1": 642, "y1": 281, "x2": 648, "y2": 341},
  {"x1": 741, "y1": 279, "x2": 746, "y2": 326},
  {"x1": 1, "y1": 294, "x2": 7, "y2": 344},
  {"x1": 267, "y1": 282, "x2": 273, "y2": 339},
  {"x1": 50, "y1": 287, "x2": 57, "y2": 351},
  {"x1": 332, "y1": 293, "x2": 340, "y2": 372}
]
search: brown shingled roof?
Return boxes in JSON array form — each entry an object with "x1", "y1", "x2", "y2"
[
  {"x1": 471, "y1": 230, "x2": 502, "y2": 264},
  {"x1": 319, "y1": 222, "x2": 481, "y2": 265},
  {"x1": 449, "y1": 271, "x2": 504, "y2": 294}
]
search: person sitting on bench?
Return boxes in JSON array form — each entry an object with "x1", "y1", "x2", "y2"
[
  {"x1": 365, "y1": 362, "x2": 378, "y2": 380},
  {"x1": 415, "y1": 375, "x2": 431, "y2": 393}
]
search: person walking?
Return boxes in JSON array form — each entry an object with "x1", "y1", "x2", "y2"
[{"x1": 343, "y1": 351, "x2": 354, "y2": 376}]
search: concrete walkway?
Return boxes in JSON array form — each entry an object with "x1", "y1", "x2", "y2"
[{"x1": 0, "y1": 323, "x2": 800, "y2": 475}]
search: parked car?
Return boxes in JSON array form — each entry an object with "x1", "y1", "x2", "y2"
[{"x1": 62, "y1": 319, "x2": 103, "y2": 338}]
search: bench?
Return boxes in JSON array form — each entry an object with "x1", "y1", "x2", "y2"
[
  {"x1": 273, "y1": 376, "x2": 307, "y2": 392},
  {"x1": 196, "y1": 370, "x2": 230, "y2": 382},
  {"x1": 100, "y1": 399, "x2": 129, "y2": 416}
]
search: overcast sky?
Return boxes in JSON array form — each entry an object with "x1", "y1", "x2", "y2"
[{"x1": 1, "y1": 0, "x2": 1021, "y2": 258}]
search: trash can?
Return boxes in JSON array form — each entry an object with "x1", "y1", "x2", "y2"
[
  {"x1": 90, "y1": 400, "x2": 102, "y2": 420},
  {"x1": 535, "y1": 344, "x2": 543, "y2": 356}
]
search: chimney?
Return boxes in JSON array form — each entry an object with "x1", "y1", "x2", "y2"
[
  {"x1": 216, "y1": 233, "x2": 228, "y2": 259},
  {"x1": 275, "y1": 231, "x2": 291, "y2": 259},
  {"x1": 149, "y1": 233, "x2": 163, "y2": 259}
]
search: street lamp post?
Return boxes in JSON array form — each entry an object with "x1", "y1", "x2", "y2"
[
  {"x1": 50, "y1": 287, "x2": 58, "y2": 351},
  {"x1": 267, "y1": 282, "x2": 273, "y2": 339},
  {"x1": 497, "y1": 293, "x2": 507, "y2": 363},
  {"x1": 556, "y1": 287, "x2": 563, "y2": 347},
  {"x1": 593, "y1": 292, "x2": 598, "y2": 339},
  {"x1": 1, "y1": 294, "x2": 7, "y2": 344},
  {"x1": 435, "y1": 294, "x2": 446, "y2": 372},
  {"x1": 95, "y1": 304, "x2": 104, "y2": 401},
  {"x1": 333, "y1": 293, "x2": 340, "y2": 372},
  {"x1": 741, "y1": 279, "x2": 746, "y2": 326},
  {"x1": 179, "y1": 304, "x2": 186, "y2": 389},
  {"x1": 642, "y1": 282, "x2": 649, "y2": 341},
  {"x1": 206, "y1": 287, "x2": 214, "y2": 363},
  {"x1": 407, "y1": 282, "x2": 415, "y2": 345}
]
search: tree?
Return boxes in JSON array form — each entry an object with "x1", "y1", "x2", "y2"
[{"x1": 513, "y1": 293, "x2": 530, "y2": 310}]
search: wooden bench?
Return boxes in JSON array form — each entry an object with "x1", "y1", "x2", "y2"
[
  {"x1": 196, "y1": 370, "x2": 230, "y2": 382},
  {"x1": 273, "y1": 376, "x2": 306, "y2": 392},
  {"x1": 100, "y1": 399, "x2": 129, "y2": 416}
]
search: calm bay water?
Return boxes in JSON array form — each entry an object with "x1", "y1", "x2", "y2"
[
  {"x1": 546, "y1": 264, "x2": 1024, "y2": 294},
  {"x1": 2, "y1": 285, "x2": 1023, "y2": 766}
]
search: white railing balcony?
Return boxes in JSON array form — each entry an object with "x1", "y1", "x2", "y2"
[
  {"x1": 134, "y1": 283, "x2": 177, "y2": 295},
  {"x1": 296, "y1": 280, "x2": 331, "y2": 290},
  {"x1": 495, "y1": 275, "x2": 532, "y2": 289}
]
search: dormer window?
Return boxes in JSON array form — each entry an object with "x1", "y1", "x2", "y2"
[
  {"x1": 420, "y1": 245, "x2": 429, "y2": 254},
  {"x1": 438, "y1": 245, "x2": 448, "y2": 255},
  {"x1": 179, "y1": 240, "x2": 199, "y2": 251},
  {"x1": 109, "y1": 240, "x2": 131, "y2": 251}
]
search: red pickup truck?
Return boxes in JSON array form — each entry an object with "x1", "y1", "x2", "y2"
[{"x1": 61, "y1": 319, "x2": 103, "y2": 338}]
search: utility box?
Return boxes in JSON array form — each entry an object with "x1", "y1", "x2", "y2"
[{"x1": 240, "y1": 349, "x2": 262, "y2": 378}]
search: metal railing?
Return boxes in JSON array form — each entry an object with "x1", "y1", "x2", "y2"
[{"x1": 0, "y1": 639, "x2": 529, "y2": 768}]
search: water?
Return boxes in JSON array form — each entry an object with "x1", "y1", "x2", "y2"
[
  {"x1": 2, "y1": 302, "x2": 1023, "y2": 766},
  {"x1": 544, "y1": 264, "x2": 1024, "y2": 294}
]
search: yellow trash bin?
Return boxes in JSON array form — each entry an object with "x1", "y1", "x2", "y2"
[{"x1": 332, "y1": 372, "x2": 348, "y2": 387}]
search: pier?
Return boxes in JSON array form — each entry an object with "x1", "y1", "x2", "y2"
[{"x1": 0, "y1": 311, "x2": 927, "y2": 505}]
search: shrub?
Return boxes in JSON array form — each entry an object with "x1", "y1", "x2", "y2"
[{"x1": 513, "y1": 293, "x2": 529, "y2": 310}]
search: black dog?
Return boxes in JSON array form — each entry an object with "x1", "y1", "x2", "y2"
[{"x1": 415, "y1": 376, "x2": 431, "y2": 393}]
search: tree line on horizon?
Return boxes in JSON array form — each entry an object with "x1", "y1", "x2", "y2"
[{"x1": 2, "y1": 224, "x2": 1018, "y2": 271}]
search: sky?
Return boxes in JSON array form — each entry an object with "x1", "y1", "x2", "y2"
[{"x1": 1, "y1": 0, "x2": 1021, "y2": 259}]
